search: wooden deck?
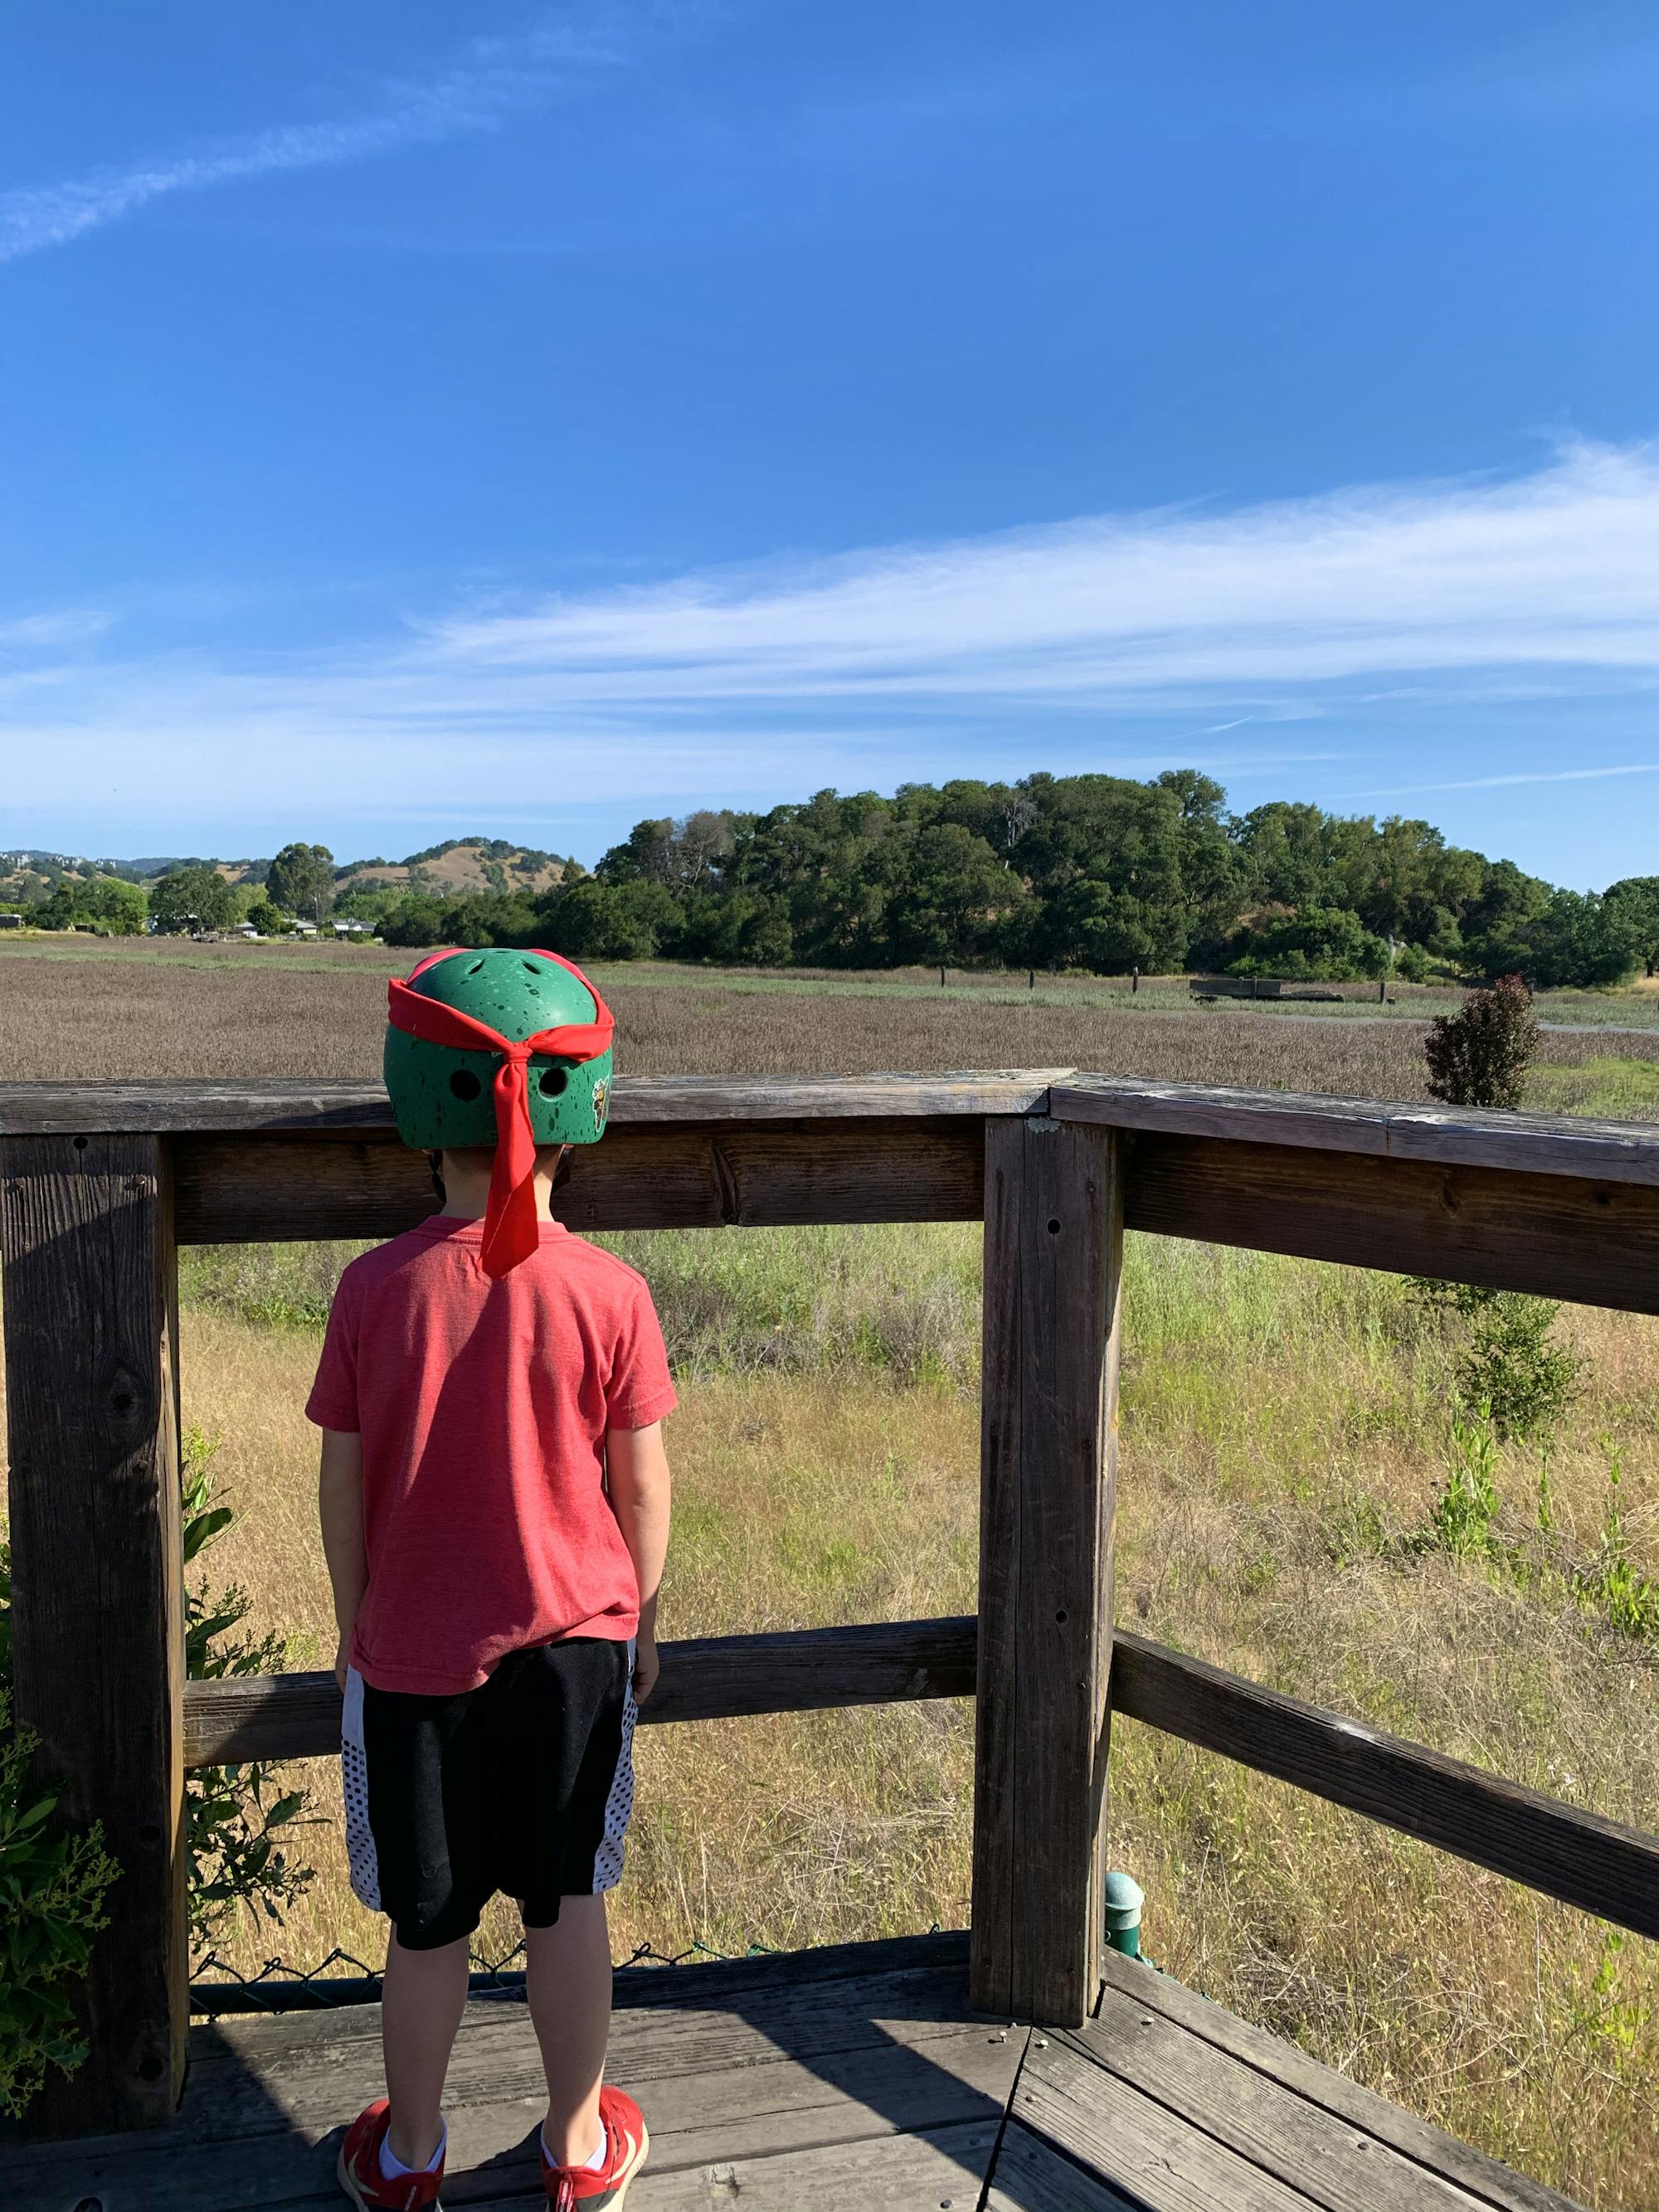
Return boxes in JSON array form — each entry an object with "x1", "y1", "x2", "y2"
[{"x1": 1, "y1": 1934, "x2": 1579, "y2": 2212}]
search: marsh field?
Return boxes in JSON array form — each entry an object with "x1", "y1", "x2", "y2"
[{"x1": 2, "y1": 939, "x2": 1658, "y2": 2206}]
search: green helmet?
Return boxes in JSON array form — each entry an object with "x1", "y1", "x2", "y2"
[{"x1": 383, "y1": 948, "x2": 613, "y2": 1150}]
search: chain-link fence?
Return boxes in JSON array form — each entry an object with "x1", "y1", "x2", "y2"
[{"x1": 189, "y1": 1936, "x2": 776, "y2": 2015}]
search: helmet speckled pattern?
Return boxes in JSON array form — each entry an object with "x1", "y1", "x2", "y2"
[{"x1": 382, "y1": 948, "x2": 613, "y2": 1150}]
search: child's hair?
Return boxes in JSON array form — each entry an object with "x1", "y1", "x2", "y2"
[{"x1": 427, "y1": 1144, "x2": 572, "y2": 1205}]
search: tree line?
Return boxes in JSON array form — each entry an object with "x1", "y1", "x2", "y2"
[
  {"x1": 8, "y1": 776, "x2": 1659, "y2": 987},
  {"x1": 374, "y1": 775, "x2": 1658, "y2": 988}
]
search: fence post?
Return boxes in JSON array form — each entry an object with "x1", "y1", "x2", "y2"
[
  {"x1": 971, "y1": 1113, "x2": 1122, "y2": 2025},
  {"x1": 0, "y1": 1133, "x2": 187, "y2": 2132}
]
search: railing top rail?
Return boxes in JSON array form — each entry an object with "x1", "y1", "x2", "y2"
[
  {"x1": 0, "y1": 1069, "x2": 1073, "y2": 1137},
  {"x1": 2, "y1": 1069, "x2": 1658, "y2": 1187},
  {"x1": 1053, "y1": 1073, "x2": 1659, "y2": 1188}
]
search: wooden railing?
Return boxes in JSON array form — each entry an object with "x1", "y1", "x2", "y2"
[{"x1": 2, "y1": 1069, "x2": 1658, "y2": 2135}]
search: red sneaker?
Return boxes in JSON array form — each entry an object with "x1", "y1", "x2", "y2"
[
  {"x1": 338, "y1": 2099, "x2": 445, "y2": 2210},
  {"x1": 540, "y1": 2085, "x2": 649, "y2": 2207}
]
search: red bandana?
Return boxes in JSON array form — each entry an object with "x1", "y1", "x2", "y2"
[{"x1": 387, "y1": 949, "x2": 615, "y2": 1279}]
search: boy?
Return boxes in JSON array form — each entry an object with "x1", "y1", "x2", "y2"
[{"x1": 308, "y1": 948, "x2": 675, "y2": 2210}]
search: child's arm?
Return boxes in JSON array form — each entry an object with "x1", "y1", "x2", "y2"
[
  {"x1": 606, "y1": 1419, "x2": 672, "y2": 1702},
  {"x1": 318, "y1": 1427, "x2": 367, "y2": 1691}
]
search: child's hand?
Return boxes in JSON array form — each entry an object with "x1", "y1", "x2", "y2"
[
  {"x1": 334, "y1": 1633, "x2": 352, "y2": 1694},
  {"x1": 632, "y1": 1633, "x2": 660, "y2": 1704}
]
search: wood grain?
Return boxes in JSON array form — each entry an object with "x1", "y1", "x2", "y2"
[
  {"x1": 971, "y1": 1118, "x2": 1122, "y2": 2026},
  {"x1": 182, "y1": 1616, "x2": 980, "y2": 1765},
  {"x1": 170, "y1": 1118, "x2": 990, "y2": 1241},
  {"x1": 1126, "y1": 1132, "x2": 1659, "y2": 1313},
  {"x1": 1077, "y1": 1986, "x2": 1513, "y2": 2212},
  {"x1": 1097, "y1": 1950, "x2": 1573, "y2": 2212},
  {"x1": 1010, "y1": 2035, "x2": 1321, "y2": 2211},
  {"x1": 1111, "y1": 1630, "x2": 1659, "y2": 1941},
  {"x1": 0, "y1": 1942, "x2": 1014, "y2": 2212},
  {"x1": 0, "y1": 1070, "x2": 1067, "y2": 1135},
  {"x1": 0, "y1": 1135, "x2": 187, "y2": 2134},
  {"x1": 1054, "y1": 1072, "x2": 1659, "y2": 1186}
]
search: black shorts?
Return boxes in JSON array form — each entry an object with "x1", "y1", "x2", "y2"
[{"x1": 341, "y1": 1639, "x2": 636, "y2": 1952}]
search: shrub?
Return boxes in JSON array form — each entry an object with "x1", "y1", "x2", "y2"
[
  {"x1": 0, "y1": 1566, "x2": 119, "y2": 2117},
  {"x1": 181, "y1": 1430, "x2": 314, "y2": 1949},
  {"x1": 1424, "y1": 973, "x2": 1540, "y2": 1111}
]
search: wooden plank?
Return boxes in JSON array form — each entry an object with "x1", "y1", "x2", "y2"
[
  {"x1": 971, "y1": 1118, "x2": 1122, "y2": 2025},
  {"x1": 985, "y1": 2121, "x2": 1146, "y2": 2212},
  {"x1": 1098, "y1": 1951, "x2": 1579, "y2": 2212},
  {"x1": 1053, "y1": 1074, "x2": 1659, "y2": 1188},
  {"x1": 170, "y1": 1117, "x2": 989, "y2": 1242},
  {"x1": 1125, "y1": 1133, "x2": 1659, "y2": 1314},
  {"x1": 184, "y1": 1931, "x2": 971, "y2": 2035},
  {"x1": 1, "y1": 1946, "x2": 1015, "y2": 2211},
  {"x1": 1010, "y1": 2034, "x2": 1323, "y2": 2210},
  {"x1": 0, "y1": 1070, "x2": 1066, "y2": 1136},
  {"x1": 1073, "y1": 1985, "x2": 1509, "y2": 2212},
  {"x1": 0, "y1": 1134, "x2": 188, "y2": 2133},
  {"x1": 1111, "y1": 1632, "x2": 1659, "y2": 1942},
  {"x1": 182, "y1": 1616, "x2": 980, "y2": 1766},
  {"x1": 622, "y1": 2122, "x2": 1002, "y2": 2212}
]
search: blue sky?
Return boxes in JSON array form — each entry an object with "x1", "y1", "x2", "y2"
[{"x1": 2, "y1": 2, "x2": 1657, "y2": 883}]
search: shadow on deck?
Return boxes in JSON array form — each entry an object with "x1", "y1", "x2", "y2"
[{"x1": 0, "y1": 1933, "x2": 1579, "y2": 2211}]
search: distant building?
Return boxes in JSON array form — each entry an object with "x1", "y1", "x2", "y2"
[
  {"x1": 331, "y1": 917, "x2": 372, "y2": 937},
  {"x1": 0, "y1": 912, "x2": 23, "y2": 929}
]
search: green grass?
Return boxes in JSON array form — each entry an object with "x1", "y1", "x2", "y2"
[{"x1": 1527, "y1": 1056, "x2": 1659, "y2": 1118}]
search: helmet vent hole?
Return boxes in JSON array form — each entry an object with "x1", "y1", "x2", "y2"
[
  {"x1": 538, "y1": 1065, "x2": 569, "y2": 1099},
  {"x1": 523, "y1": 960, "x2": 542, "y2": 975},
  {"x1": 466, "y1": 958, "x2": 485, "y2": 975},
  {"x1": 449, "y1": 1070, "x2": 482, "y2": 1101}
]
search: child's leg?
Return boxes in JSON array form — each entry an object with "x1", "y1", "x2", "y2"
[
  {"x1": 525, "y1": 1894, "x2": 613, "y2": 2165},
  {"x1": 382, "y1": 1931, "x2": 470, "y2": 2169}
]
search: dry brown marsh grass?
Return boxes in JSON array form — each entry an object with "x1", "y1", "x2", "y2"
[{"x1": 2, "y1": 941, "x2": 1657, "y2": 1098}]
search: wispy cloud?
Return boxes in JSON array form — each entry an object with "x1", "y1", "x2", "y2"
[
  {"x1": 6, "y1": 443, "x2": 1659, "y2": 845},
  {"x1": 0, "y1": 607, "x2": 113, "y2": 649},
  {"x1": 1343, "y1": 762, "x2": 1659, "y2": 800},
  {"x1": 0, "y1": 7, "x2": 669, "y2": 264},
  {"x1": 417, "y1": 440, "x2": 1659, "y2": 705}
]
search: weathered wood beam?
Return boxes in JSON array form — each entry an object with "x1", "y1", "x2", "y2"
[
  {"x1": 1110, "y1": 1631, "x2": 1659, "y2": 1942},
  {"x1": 0, "y1": 1135, "x2": 188, "y2": 2133},
  {"x1": 0, "y1": 1071, "x2": 1068, "y2": 1136},
  {"x1": 182, "y1": 1616, "x2": 981, "y2": 1765},
  {"x1": 971, "y1": 1118, "x2": 1122, "y2": 2025},
  {"x1": 1125, "y1": 1132, "x2": 1659, "y2": 1313},
  {"x1": 169, "y1": 1118, "x2": 990, "y2": 1242},
  {"x1": 1053, "y1": 1074, "x2": 1659, "y2": 1187}
]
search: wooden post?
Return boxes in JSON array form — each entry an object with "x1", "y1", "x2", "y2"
[
  {"x1": 971, "y1": 1115, "x2": 1122, "y2": 2025},
  {"x1": 0, "y1": 1135, "x2": 187, "y2": 2132}
]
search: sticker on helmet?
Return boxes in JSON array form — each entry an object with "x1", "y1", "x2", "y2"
[{"x1": 591, "y1": 1077, "x2": 609, "y2": 1130}]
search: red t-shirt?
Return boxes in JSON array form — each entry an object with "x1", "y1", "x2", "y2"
[{"x1": 305, "y1": 1217, "x2": 677, "y2": 1695}]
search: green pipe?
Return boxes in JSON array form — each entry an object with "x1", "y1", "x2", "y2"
[{"x1": 1103, "y1": 1869, "x2": 1144, "y2": 1960}]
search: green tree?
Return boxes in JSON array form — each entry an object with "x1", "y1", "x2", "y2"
[
  {"x1": 246, "y1": 901, "x2": 287, "y2": 935},
  {"x1": 148, "y1": 865, "x2": 237, "y2": 934},
  {"x1": 1467, "y1": 889, "x2": 1638, "y2": 989},
  {"x1": 265, "y1": 842, "x2": 336, "y2": 919},
  {"x1": 1605, "y1": 876, "x2": 1659, "y2": 978},
  {"x1": 1227, "y1": 904, "x2": 1390, "y2": 980}
]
